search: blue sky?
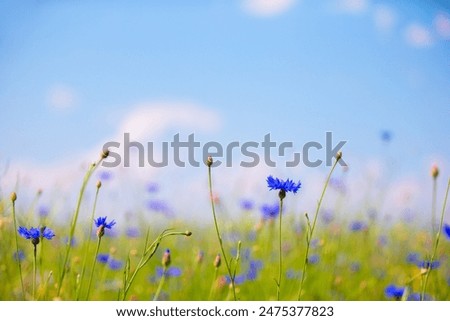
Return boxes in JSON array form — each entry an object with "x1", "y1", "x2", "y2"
[{"x1": 0, "y1": 0, "x2": 449, "y2": 221}]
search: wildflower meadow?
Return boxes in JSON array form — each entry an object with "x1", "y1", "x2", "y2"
[{"x1": 0, "y1": 149, "x2": 449, "y2": 302}]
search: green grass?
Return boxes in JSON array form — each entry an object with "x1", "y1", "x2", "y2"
[{"x1": 0, "y1": 201, "x2": 448, "y2": 300}]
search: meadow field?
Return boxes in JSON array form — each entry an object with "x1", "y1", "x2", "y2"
[{"x1": 0, "y1": 151, "x2": 448, "y2": 302}]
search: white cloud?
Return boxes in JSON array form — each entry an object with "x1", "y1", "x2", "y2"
[
  {"x1": 116, "y1": 101, "x2": 220, "y2": 142},
  {"x1": 404, "y1": 23, "x2": 434, "y2": 48},
  {"x1": 335, "y1": 0, "x2": 369, "y2": 14},
  {"x1": 434, "y1": 13, "x2": 450, "y2": 39},
  {"x1": 373, "y1": 4, "x2": 396, "y2": 32},
  {"x1": 47, "y1": 84, "x2": 77, "y2": 110},
  {"x1": 242, "y1": 0, "x2": 297, "y2": 17}
]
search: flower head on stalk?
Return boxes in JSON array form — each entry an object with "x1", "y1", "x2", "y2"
[
  {"x1": 18, "y1": 226, "x2": 55, "y2": 246},
  {"x1": 94, "y1": 216, "x2": 116, "y2": 238},
  {"x1": 267, "y1": 176, "x2": 301, "y2": 200}
]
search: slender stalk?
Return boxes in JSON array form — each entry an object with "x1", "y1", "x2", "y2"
[
  {"x1": 298, "y1": 156, "x2": 339, "y2": 300},
  {"x1": 86, "y1": 237, "x2": 102, "y2": 300},
  {"x1": 76, "y1": 183, "x2": 101, "y2": 300},
  {"x1": 431, "y1": 176, "x2": 437, "y2": 235},
  {"x1": 153, "y1": 267, "x2": 167, "y2": 301},
  {"x1": 207, "y1": 163, "x2": 237, "y2": 300},
  {"x1": 120, "y1": 230, "x2": 191, "y2": 300},
  {"x1": 276, "y1": 197, "x2": 284, "y2": 300},
  {"x1": 11, "y1": 194, "x2": 25, "y2": 299},
  {"x1": 57, "y1": 158, "x2": 103, "y2": 296},
  {"x1": 33, "y1": 244, "x2": 37, "y2": 300},
  {"x1": 208, "y1": 268, "x2": 219, "y2": 300},
  {"x1": 421, "y1": 178, "x2": 449, "y2": 300}
]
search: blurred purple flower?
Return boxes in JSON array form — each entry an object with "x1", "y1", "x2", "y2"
[
  {"x1": 125, "y1": 227, "x2": 140, "y2": 238},
  {"x1": 97, "y1": 253, "x2": 109, "y2": 264},
  {"x1": 349, "y1": 221, "x2": 367, "y2": 232},
  {"x1": 385, "y1": 284, "x2": 404, "y2": 300},
  {"x1": 97, "y1": 170, "x2": 113, "y2": 181},
  {"x1": 146, "y1": 182, "x2": 159, "y2": 193},
  {"x1": 240, "y1": 199, "x2": 254, "y2": 211},
  {"x1": 108, "y1": 258, "x2": 123, "y2": 270},
  {"x1": 38, "y1": 205, "x2": 50, "y2": 217},
  {"x1": 156, "y1": 267, "x2": 182, "y2": 278},
  {"x1": 13, "y1": 250, "x2": 25, "y2": 262},
  {"x1": 260, "y1": 203, "x2": 280, "y2": 220},
  {"x1": 380, "y1": 130, "x2": 392, "y2": 143}
]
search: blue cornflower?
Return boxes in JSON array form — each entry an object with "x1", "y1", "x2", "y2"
[
  {"x1": 156, "y1": 267, "x2": 182, "y2": 278},
  {"x1": 18, "y1": 226, "x2": 55, "y2": 245},
  {"x1": 444, "y1": 224, "x2": 450, "y2": 240},
  {"x1": 246, "y1": 260, "x2": 263, "y2": 281},
  {"x1": 146, "y1": 182, "x2": 159, "y2": 193},
  {"x1": 260, "y1": 203, "x2": 280, "y2": 220},
  {"x1": 240, "y1": 199, "x2": 254, "y2": 211},
  {"x1": 381, "y1": 130, "x2": 392, "y2": 143},
  {"x1": 108, "y1": 258, "x2": 123, "y2": 270},
  {"x1": 38, "y1": 205, "x2": 50, "y2": 217},
  {"x1": 146, "y1": 200, "x2": 172, "y2": 216},
  {"x1": 94, "y1": 216, "x2": 116, "y2": 238},
  {"x1": 349, "y1": 221, "x2": 367, "y2": 232},
  {"x1": 385, "y1": 284, "x2": 405, "y2": 300},
  {"x1": 406, "y1": 252, "x2": 420, "y2": 265},
  {"x1": 308, "y1": 254, "x2": 320, "y2": 264},
  {"x1": 417, "y1": 260, "x2": 440, "y2": 270},
  {"x1": 286, "y1": 269, "x2": 301, "y2": 280},
  {"x1": 97, "y1": 170, "x2": 113, "y2": 181},
  {"x1": 267, "y1": 176, "x2": 301, "y2": 196},
  {"x1": 97, "y1": 253, "x2": 109, "y2": 264},
  {"x1": 125, "y1": 227, "x2": 140, "y2": 238},
  {"x1": 13, "y1": 250, "x2": 25, "y2": 262}
]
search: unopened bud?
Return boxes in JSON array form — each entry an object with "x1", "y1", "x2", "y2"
[
  {"x1": 96, "y1": 180, "x2": 102, "y2": 189},
  {"x1": 101, "y1": 148, "x2": 109, "y2": 159},
  {"x1": 10, "y1": 192, "x2": 17, "y2": 202},
  {"x1": 185, "y1": 231, "x2": 192, "y2": 237},
  {"x1": 214, "y1": 254, "x2": 221, "y2": 268},
  {"x1": 206, "y1": 155, "x2": 213, "y2": 167},
  {"x1": 336, "y1": 151, "x2": 342, "y2": 161},
  {"x1": 162, "y1": 249, "x2": 171, "y2": 268},
  {"x1": 431, "y1": 165, "x2": 439, "y2": 179}
]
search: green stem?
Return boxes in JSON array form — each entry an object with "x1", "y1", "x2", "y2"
[
  {"x1": 76, "y1": 185, "x2": 101, "y2": 300},
  {"x1": 153, "y1": 267, "x2": 167, "y2": 301},
  {"x1": 33, "y1": 244, "x2": 37, "y2": 300},
  {"x1": 121, "y1": 230, "x2": 190, "y2": 300},
  {"x1": 57, "y1": 159, "x2": 102, "y2": 296},
  {"x1": 11, "y1": 198, "x2": 25, "y2": 299},
  {"x1": 298, "y1": 157, "x2": 339, "y2": 300},
  {"x1": 86, "y1": 236, "x2": 102, "y2": 300},
  {"x1": 208, "y1": 165, "x2": 237, "y2": 300},
  {"x1": 208, "y1": 268, "x2": 219, "y2": 300},
  {"x1": 431, "y1": 177, "x2": 437, "y2": 236},
  {"x1": 421, "y1": 178, "x2": 449, "y2": 300},
  {"x1": 276, "y1": 198, "x2": 283, "y2": 301}
]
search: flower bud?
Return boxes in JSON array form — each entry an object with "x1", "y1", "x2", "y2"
[
  {"x1": 431, "y1": 165, "x2": 439, "y2": 179},
  {"x1": 214, "y1": 254, "x2": 221, "y2": 268},
  {"x1": 206, "y1": 155, "x2": 213, "y2": 167},
  {"x1": 96, "y1": 180, "x2": 102, "y2": 189},
  {"x1": 10, "y1": 192, "x2": 17, "y2": 202},
  {"x1": 336, "y1": 151, "x2": 342, "y2": 161},
  {"x1": 101, "y1": 148, "x2": 109, "y2": 159},
  {"x1": 162, "y1": 249, "x2": 171, "y2": 268}
]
